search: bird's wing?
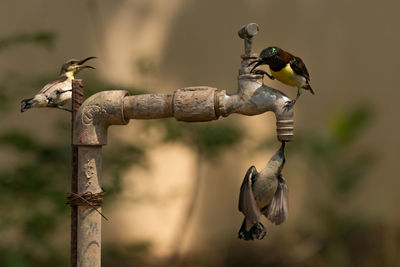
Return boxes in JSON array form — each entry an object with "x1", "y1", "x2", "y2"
[
  {"x1": 290, "y1": 57, "x2": 310, "y2": 81},
  {"x1": 38, "y1": 75, "x2": 68, "y2": 94},
  {"x1": 262, "y1": 175, "x2": 288, "y2": 225},
  {"x1": 238, "y1": 166, "x2": 261, "y2": 224}
]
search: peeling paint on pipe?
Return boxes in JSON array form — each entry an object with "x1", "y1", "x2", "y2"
[{"x1": 77, "y1": 146, "x2": 102, "y2": 267}]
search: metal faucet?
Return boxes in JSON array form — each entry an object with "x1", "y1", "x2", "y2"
[
  {"x1": 73, "y1": 23, "x2": 293, "y2": 145},
  {"x1": 70, "y1": 23, "x2": 295, "y2": 266}
]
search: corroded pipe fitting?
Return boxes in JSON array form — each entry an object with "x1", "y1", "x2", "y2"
[
  {"x1": 173, "y1": 87, "x2": 219, "y2": 122},
  {"x1": 74, "y1": 85, "x2": 293, "y2": 145},
  {"x1": 123, "y1": 94, "x2": 174, "y2": 120},
  {"x1": 73, "y1": 90, "x2": 129, "y2": 145},
  {"x1": 218, "y1": 75, "x2": 294, "y2": 142},
  {"x1": 123, "y1": 87, "x2": 219, "y2": 122}
]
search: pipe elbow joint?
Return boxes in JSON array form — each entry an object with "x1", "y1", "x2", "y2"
[{"x1": 73, "y1": 90, "x2": 129, "y2": 145}]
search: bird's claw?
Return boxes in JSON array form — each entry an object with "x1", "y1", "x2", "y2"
[
  {"x1": 252, "y1": 222, "x2": 266, "y2": 240},
  {"x1": 283, "y1": 100, "x2": 296, "y2": 111},
  {"x1": 251, "y1": 69, "x2": 275, "y2": 80}
]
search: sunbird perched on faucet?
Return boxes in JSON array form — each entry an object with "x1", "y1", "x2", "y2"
[
  {"x1": 238, "y1": 141, "x2": 288, "y2": 240},
  {"x1": 248, "y1": 46, "x2": 314, "y2": 109},
  {"x1": 20, "y1": 57, "x2": 96, "y2": 112}
]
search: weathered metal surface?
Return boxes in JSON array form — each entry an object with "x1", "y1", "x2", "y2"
[
  {"x1": 123, "y1": 93, "x2": 173, "y2": 120},
  {"x1": 73, "y1": 90, "x2": 129, "y2": 145},
  {"x1": 77, "y1": 146, "x2": 102, "y2": 267},
  {"x1": 71, "y1": 79, "x2": 83, "y2": 267},
  {"x1": 74, "y1": 82, "x2": 293, "y2": 145},
  {"x1": 218, "y1": 76, "x2": 294, "y2": 142},
  {"x1": 238, "y1": 23, "x2": 259, "y2": 75},
  {"x1": 238, "y1": 23, "x2": 259, "y2": 40},
  {"x1": 69, "y1": 22, "x2": 296, "y2": 267},
  {"x1": 238, "y1": 23, "x2": 259, "y2": 60},
  {"x1": 173, "y1": 87, "x2": 219, "y2": 122}
]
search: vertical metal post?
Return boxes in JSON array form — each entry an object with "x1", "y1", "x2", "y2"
[{"x1": 71, "y1": 79, "x2": 83, "y2": 267}]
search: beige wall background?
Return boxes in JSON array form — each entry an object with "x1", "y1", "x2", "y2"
[{"x1": 1, "y1": 0, "x2": 399, "y2": 264}]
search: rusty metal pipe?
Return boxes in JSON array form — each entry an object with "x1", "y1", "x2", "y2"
[
  {"x1": 123, "y1": 93, "x2": 173, "y2": 120},
  {"x1": 73, "y1": 86, "x2": 293, "y2": 145},
  {"x1": 77, "y1": 145, "x2": 102, "y2": 267},
  {"x1": 71, "y1": 23, "x2": 294, "y2": 266},
  {"x1": 71, "y1": 83, "x2": 293, "y2": 266}
]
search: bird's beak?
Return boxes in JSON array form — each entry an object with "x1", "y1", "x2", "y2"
[
  {"x1": 77, "y1": 65, "x2": 96, "y2": 70},
  {"x1": 248, "y1": 58, "x2": 263, "y2": 72},
  {"x1": 279, "y1": 141, "x2": 286, "y2": 155},
  {"x1": 78, "y1": 56, "x2": 96, "y2": 65},
  {"x1": 77, "y1": 57, "x2": 96, "y2": 70},
  {"x1": 277, "y1": 141, "x2": 286, "y2": 171}
]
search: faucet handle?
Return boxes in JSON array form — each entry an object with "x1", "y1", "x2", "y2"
[
  {"x1": 238, "y1": 23, "x2": 260, "y2": 75},
  {"x1": 238, "y1": 23, "x2": 259, "y2": 39},
  {"x1": 238, "y1": 23, "x2": 259, "y2": 57}
]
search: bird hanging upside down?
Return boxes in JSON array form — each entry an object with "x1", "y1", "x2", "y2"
[
  {"x1": 248, "y1": 46, "x2": 314, "y2": 109},
  {"x1": 20, "y1": 57, "x2": 96, "y2": 112},
  {"x1": 238, "y1": 141, "x2": 288, "y2": 240}
]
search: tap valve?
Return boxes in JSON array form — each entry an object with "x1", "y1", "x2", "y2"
[
  {"x1": 238, "y1": 23, "x2": 260, "y2": 75},
  {"x1": 238, "y1": 23, "x2": 259, "y2": 57}
]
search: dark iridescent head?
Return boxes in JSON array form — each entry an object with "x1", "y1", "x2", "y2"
[
  {"x1": 60, "y1": 57, "x2": 96, "y2": 75},
  {"x1": 248, "y1": 46, "x2": 281, "y2": 72},
  {"x1": 259, "y1": 46, "x2": 281, "y2": 61}
]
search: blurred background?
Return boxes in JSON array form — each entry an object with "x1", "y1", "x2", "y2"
[{"x1": 1, "y1": 0, "x2": 399, "y2": 266}]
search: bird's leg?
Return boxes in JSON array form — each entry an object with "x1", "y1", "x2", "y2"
[
  {"x1": 252, "y1": 69, "x2": 275, "y2": 80},
  {"x1": 56, "y1": 105, "x2": 72, "y2": 112},
  {"x1": 284, "y1": 87, "x2": 302, "y2": 110}
]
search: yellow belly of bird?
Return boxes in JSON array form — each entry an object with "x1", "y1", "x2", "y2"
[{"x1": 270, "y1": 64, "x2": 304, "y2": 87}]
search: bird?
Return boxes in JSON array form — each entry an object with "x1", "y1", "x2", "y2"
[
  {"x1": 248, "y1": 46, "x2": 314, "y2": 109},
  {"x1": 20, "y1": 57, "x2": 96, "y2": 112},
  {"x1": 238, "y1": 141, "x2": 288, "y2": 240}
]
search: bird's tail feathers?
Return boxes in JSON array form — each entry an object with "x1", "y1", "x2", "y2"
[
  {"x1": 302, "y1": 82, "x2": 315, "y2": 95},
  {"x1": 21, "y1": 98, "x2": 34, "y2": 112},
  {"x1": 262, "y1": 175, "x2": 288, "y2": 225},
  {"x1": 238, "y1": 219, "x2": 266, "y2": 241}
]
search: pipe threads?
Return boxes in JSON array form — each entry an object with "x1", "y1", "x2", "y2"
[{"x1": 276, "y1": 119, "x2": 294, "y2": 142}]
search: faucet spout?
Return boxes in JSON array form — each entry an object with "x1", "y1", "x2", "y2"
[
  {"x1": 218, "y1": 75, "x2": 294, "y2": 142},
  {"x1": 73, "y1": 81, "x2": 293, "y2": 145}
]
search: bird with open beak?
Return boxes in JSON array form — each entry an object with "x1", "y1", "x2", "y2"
[
  {"x1": 21, "y1": 57, "x2": 96, "y2": 112},
  {"x1": 248, "y1": 46, "x2": 314, "y2": 109},
  {"x1": 238, "y1": 141, "x2": 288, "y2": 240}
]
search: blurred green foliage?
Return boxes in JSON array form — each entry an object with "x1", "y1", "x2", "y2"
[
  {"x1": 0, "y1": 28, "x2": 246, "y2": 266},
  {"x1": 291, "y1": 105, "x2": 374, "y2": 196},
  {"x1": 0, "y1": 31, "x2": 147, "y2": 266},
  {"x1": 0, "y1": 129, "x2": 71, "y2": 266},
  {"x1": 254, "y1": 105, "x2": 383, "y2": 267},
  {"x1": 1, "y1": 27, "x2": 395, "y2": 267},
  {"x1": 295, "y1": 106, "x2": 378, "y2": 267},
  {"x1": 0, "y1": 31, "x2": 57, "y2": 52}
]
